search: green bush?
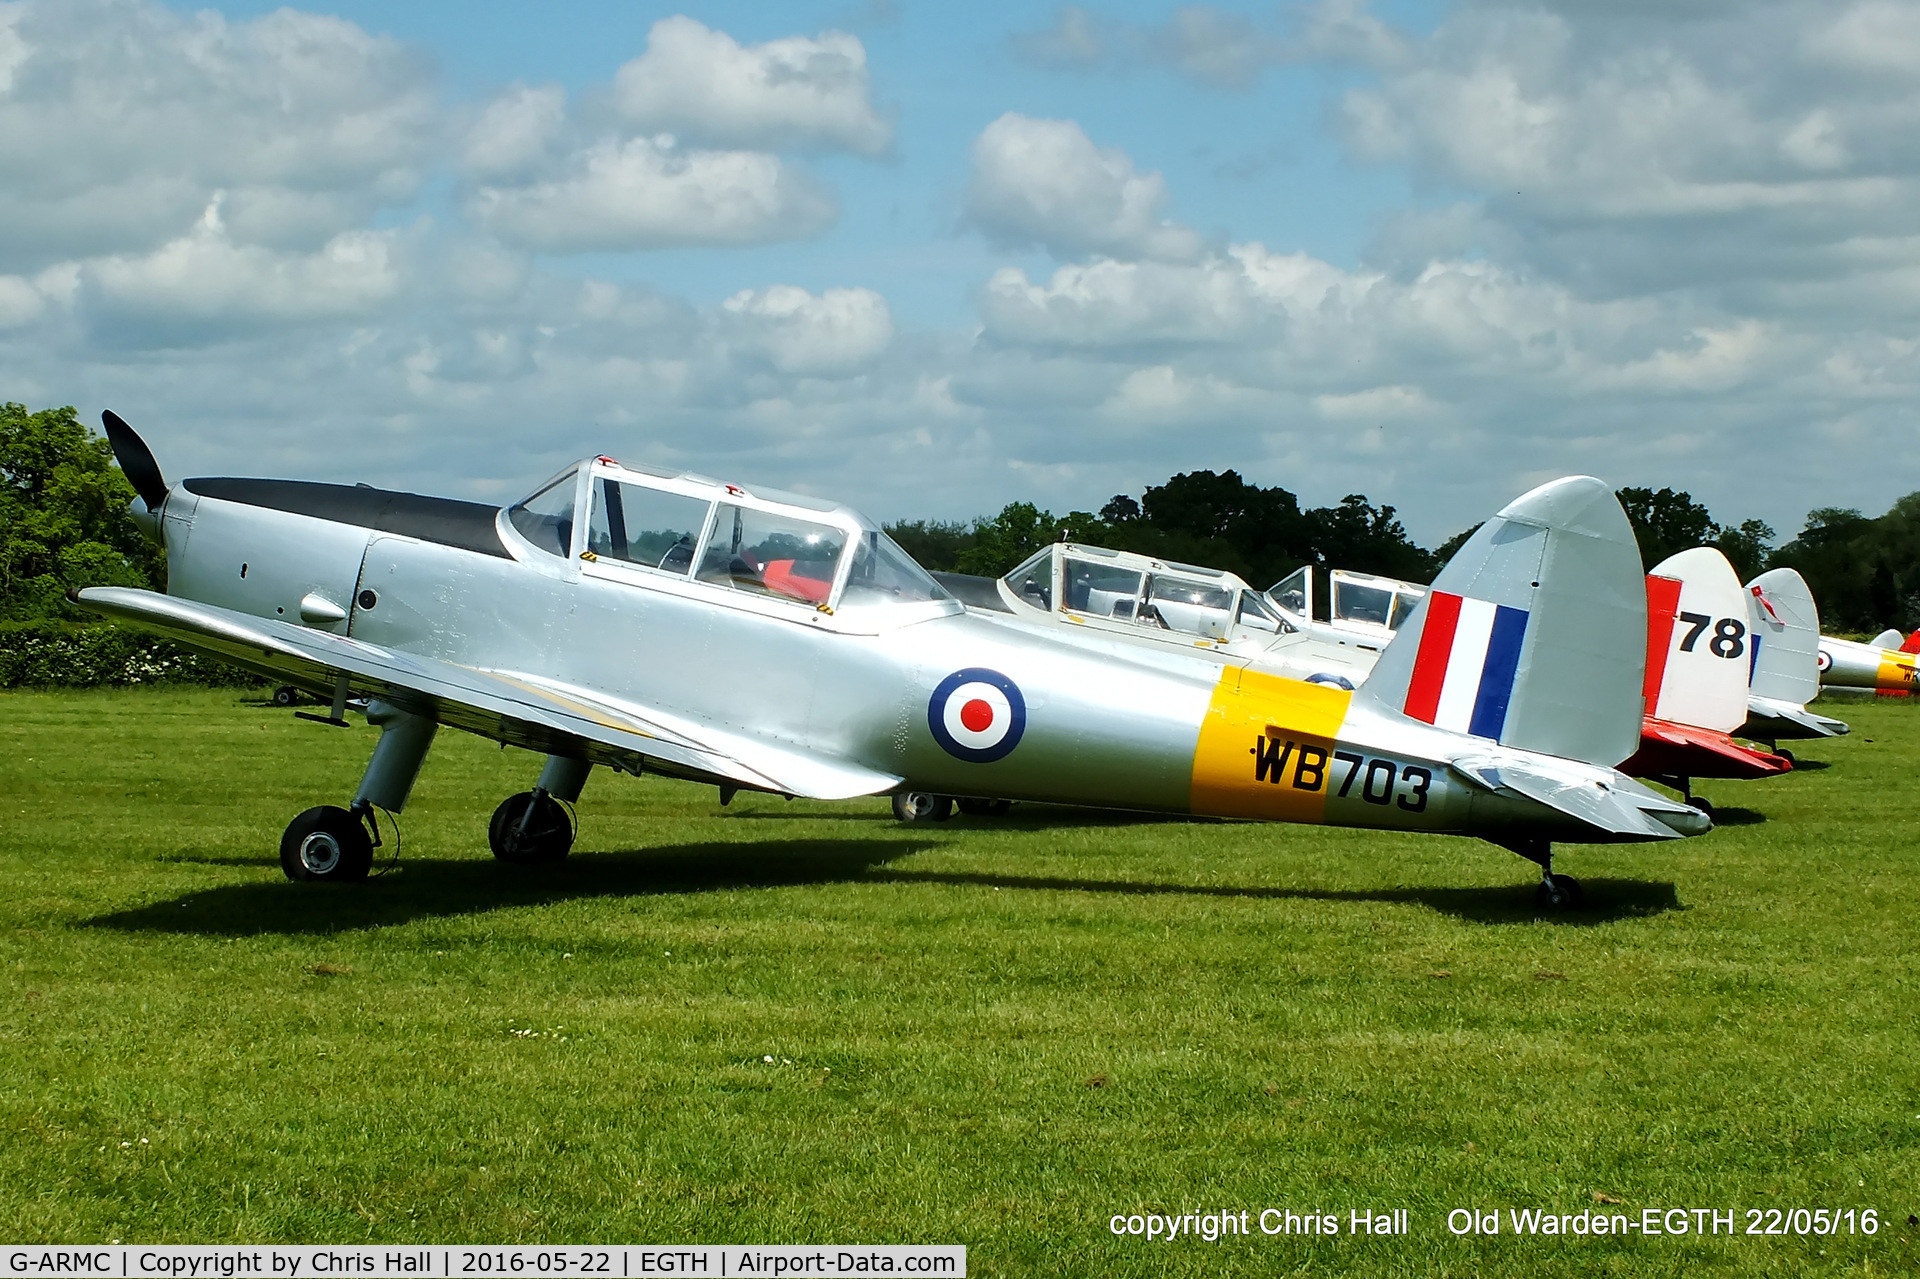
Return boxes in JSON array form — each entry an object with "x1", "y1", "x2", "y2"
[{"x1": 0, "y1": 619, "x2": 262, "y2": 688}]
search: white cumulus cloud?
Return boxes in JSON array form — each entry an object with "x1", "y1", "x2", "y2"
[
  {"x1": 612, "y1": 16, "x2": 891, "y2": 155},
  {"x1": 967, "y1": 114, "x2": 1203, "y2": 262},
  {"x1": 720, "y1": 285, "x2": 894, "y2": 376},
  {"x1": 0, "y1": 0, "x2": 437, "y2": 270},
  {"x1": 467, "y1": 136, "x2": 836, "y2": 252}
]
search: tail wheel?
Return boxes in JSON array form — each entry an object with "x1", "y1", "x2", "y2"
[
  {"x1": 489, "y1": 791, "x2": 573, "y2": 863},
  {"x1": 1534, "y1": 873, "x2": 1585, "y2": 911},
  {"x1": 271, "y1": 685, "x2": 300, "y2": 707},
  {"x1": 891, "y1": 792, "x2": 954, "y2": 823},
  {"x1": 280, "y1": 806, "x2": 373, "y2": 883},
  {"x1": 955, "y1": 798, "x2": 1013, "y2": 817}
]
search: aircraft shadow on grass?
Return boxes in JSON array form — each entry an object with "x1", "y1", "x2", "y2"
[
  {"x1": 92, "y1": 839, "x2": 935, "y2": 937},
  {"x1": 863, "y1": 869, "x2": 1683, "y2": 926},
  {"x1": 101, "y1": 835, "x2": 1678, "y2": 934},
  {"x1": 723, "y1": 805, "x2": 1213, "y2": 831}
]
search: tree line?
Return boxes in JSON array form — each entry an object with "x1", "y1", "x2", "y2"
[{"x1": 5, "y1": 400, "x2": 1917, "y2": 636}]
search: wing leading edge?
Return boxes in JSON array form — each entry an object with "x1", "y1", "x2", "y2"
[{"x1": 74, "y1": 587, "x2": 900, "y2": 802}]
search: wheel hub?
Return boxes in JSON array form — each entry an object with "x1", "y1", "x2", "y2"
[{"x1": 300, "y1": 831, "x2": 342, "y2": 875}]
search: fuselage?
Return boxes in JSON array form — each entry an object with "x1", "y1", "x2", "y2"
[
  {"x1": 143, "y1": 463, "x2": 1683, "y2": 846},
  {"x1": 1818, "y1": 634, "x2": 1919, "y2": 692}
]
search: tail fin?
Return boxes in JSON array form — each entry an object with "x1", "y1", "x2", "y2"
[
  {"x1": 1745, "y1": 567, "x2": 1821, "y2": 706},
  {"x1": 1871, "y1": 628, "x2": 1904, "y2": 649},
  {"x1": 1358, "y1": 476, "x2": 1644, "y2": 768},
  {"x1": 1642, "y1": 547, "x2": 1749, "y2": 733}
]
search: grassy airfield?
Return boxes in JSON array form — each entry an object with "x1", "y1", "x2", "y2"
[{"x1": 0, "y1": 688, "x2": 1915, "y2": 1277}]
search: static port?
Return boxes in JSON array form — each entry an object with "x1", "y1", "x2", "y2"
[
  {"x1": 357, "y1": 589, "x2": 378, "y2": 610},
  {"x1": 240, "y1": 563, "x2": 248, "y2": 579}
]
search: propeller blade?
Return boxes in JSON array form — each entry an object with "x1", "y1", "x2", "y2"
[{"x1": 101, "y1": 409, "x2": 169, "y2": 510}]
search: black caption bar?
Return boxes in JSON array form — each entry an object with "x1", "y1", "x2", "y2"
[{"x1": 1, "y1": 1247, "x2": 966, "y2": 1279}]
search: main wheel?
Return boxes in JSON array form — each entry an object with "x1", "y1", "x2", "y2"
[
  {"x1": 489, "y1": 791, "x2": 573, "y2": 863},
  {"x1": 891, "y1": 792, "x2": 953, "y2": 823},
  {"x1": 280, "y1": 806, "x2": 373, "y2": 883},
  {"x1": 271, "y1": 685, "x2": 300, "y2": 707},
  {"x1": 1686, "y1": 796, "x2": 1715, "y2": 816},
  {"x1": 1534, "y1": 873, "x2": 1585, "y2": 911},
  {"x1": 955, "y1": 798, "x2": 1013, "y2": 817},
  {"x1": 1777, "y1": 748, "x2": 1796, "y2": 767}
]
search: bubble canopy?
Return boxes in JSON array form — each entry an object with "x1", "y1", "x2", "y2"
[{"x1": 503, "y1": 457, "x2": 954, "y2": 621}]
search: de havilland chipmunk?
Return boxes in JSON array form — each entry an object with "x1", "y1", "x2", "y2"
[
  {"x1": 952, "y1": 534, "x2": 1796, "y2": 802},
  {"x1": 81, "y1": 411, "x2": 1708, "y2": 908}
]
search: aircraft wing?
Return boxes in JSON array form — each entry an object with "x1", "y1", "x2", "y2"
[{"x1": 74, "y1": 587, "x2": 901, "y2": 802}]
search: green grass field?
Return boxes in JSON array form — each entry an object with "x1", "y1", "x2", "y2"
[{"x1": 1, "y1": 687, "x2": 1915, "y2": 1276}]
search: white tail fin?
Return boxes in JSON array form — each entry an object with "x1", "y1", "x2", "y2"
[
  {"x1": 1358, "y1": 476, "x2": 1645, "y2": 768},
  {"x1": 1745, "y1": 567, "x2": 1821, "y2": 706},
  {"x1": 1644, "y1": 547, "x2": 1749, "y2": 733}
]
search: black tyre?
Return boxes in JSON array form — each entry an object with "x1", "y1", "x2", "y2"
[
  {"x1": 955, "y1": 798, "x2": 1013, "y2": 817},
  {"x1": 1777, "y1": 748, "x2": 1796, "y2": 767},
  {"x1": 271, "y1": 685, "x2": 300, "y2": 708},
  {"x1": 280, "y1": 806, "x2": 373, "y2": 883},
  {"x1": 1534, "y1": 873, "x2": 1585, "y2": 911},
  {"x1": 489, "y1": 791, "x2": 573, "y2": 863},
  {"x1": 891, "y1": 792, "x2": 954, "y2": 823},
  {"x1": 1686, "y1": 796, "x2": 1715, "y2": 816}
]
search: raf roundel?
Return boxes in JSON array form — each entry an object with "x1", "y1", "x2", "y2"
[{"x1": 929, "y1": 668, "x2": 1027, "y2": 764}]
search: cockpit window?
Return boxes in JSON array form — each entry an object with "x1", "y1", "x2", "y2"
[
  {"x1": 587, "y1": 477, "x2": 712, "y2": 576},
  {"x1": 1145, "y1": 576, "x2": 1235, "y2": 638},
  {"x1": 1333, "y1": 581, "x2": 1394, "y2": 627},
  {"x1": 842, "y1": 531, "x2": 952, "y2": 608},
  {"x1": 1389, "y1": 590, "x2": 1422, "y2": 630},
  {"x1": 1064, "y1": 557, "x2": 1143, "y2": 618},
  {"x1": 508, "y1": 469, "x2": 578, "y2": 557},
  {"x1": 695, "y1": 502, "x2": 846, "y2": 604},
  {"x1": 1004, "y1": 548, "x2": 1054, "y2": 610}
]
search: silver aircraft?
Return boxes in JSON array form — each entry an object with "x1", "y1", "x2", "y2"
[{"x1": 82, "y1": 412, "x2": 1707, "y2": 908}]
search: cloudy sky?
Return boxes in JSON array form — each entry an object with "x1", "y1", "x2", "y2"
[{"x1": 3, "y1": 0, "x2": 1918, "y2": 546}]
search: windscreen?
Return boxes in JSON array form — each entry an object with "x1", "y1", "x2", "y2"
[
  {"x1": 1003, "y1": 549, "x2": 1054, "y2": 609},
  {"x1": 695, "y1": 503, "x2": 846, "y2": 604},
  {"x1": 1269, "y1": 566, "x2": 1310, "y2": 617},
  {"x1": 842, "y1": 531, "x2": 952, "y2": 608},
  {"x1": 507, "y1": 469, "x2": 578, "y2": 557},
  {"x1": 1235, "y1": 590, "x2": 1287, "y2": 635}
]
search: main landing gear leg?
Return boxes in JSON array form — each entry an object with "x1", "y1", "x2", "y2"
[
  {"x1": 281, "y1": 698, "x2": 437, "y2": 883},
  {"x1": 490, "y1": 755, "x2": 589, "y2": 864},
  {"x1": 1505, "y1": 836, "x2": 1585, "y2": 911}
]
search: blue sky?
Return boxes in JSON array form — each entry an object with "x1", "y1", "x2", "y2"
[{"x1": 3, "y1": 0, "x2": 1918, "y2": 548}]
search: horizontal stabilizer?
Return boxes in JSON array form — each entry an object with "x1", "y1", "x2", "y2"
[
  {"x1": 1744, "y1": 696, "x2": 1849, "y2": 739},
  {"x1": 1628, "y1": 718, "x2": 1791, "y2": 779},
  {"x1": 74, "y1": 586, "x2": 900, "y2": 801},
  {"x1": 1450, "y1": 755, "x2": 1704, "y2": 839}
]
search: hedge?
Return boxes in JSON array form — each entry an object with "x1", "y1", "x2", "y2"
[{"x1": 0, "y1": 619, "x2": 265, "y2": 688}]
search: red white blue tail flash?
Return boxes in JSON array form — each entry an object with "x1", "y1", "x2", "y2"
[{"x1": 1402, "y1": 592, "x2": 1530, "y2": 741}]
